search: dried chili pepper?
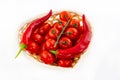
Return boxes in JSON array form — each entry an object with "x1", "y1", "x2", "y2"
[
  {"x1": 15, "y1": 10, "x2": 52, "y2": 58},
  {"x1": 50, "y1": 14, "x2": 92, "y2": 59}
]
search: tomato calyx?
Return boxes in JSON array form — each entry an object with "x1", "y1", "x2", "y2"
[
  {"x1": 51, "y1": 29, "x2": 56, "y2": 34},
  {"x1": 61, "y1": 41, "x2": 67, "y2": 45},
  {"x1": 73, "y1": 24, "x2": 78, "y2": 28},
  {"x1": 65, "y1": 32, "x2": 72, "y2": 35}
]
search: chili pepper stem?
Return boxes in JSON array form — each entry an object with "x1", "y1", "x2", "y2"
[
  {"x1": 15, "y1": 43, "x2": 27, "y2": 59},
  {"x1": 49, "y1": 50, "x2": 57, "y2": 55}
]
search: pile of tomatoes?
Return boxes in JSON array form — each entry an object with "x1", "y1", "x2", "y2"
[{"x1": 24, "y1": 11, "x2": 83, "y2": 67}]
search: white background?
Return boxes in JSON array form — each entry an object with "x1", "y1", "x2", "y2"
[{"x1": 0, "y1": 0, "x2": 120, "y2": 80}]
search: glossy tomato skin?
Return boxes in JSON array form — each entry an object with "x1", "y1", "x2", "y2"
[
  {"x1": 44, "y1": 34, "x2": 50, "y2": 41},
  {"x1": 60, "y1": 11, "x2": 71, "y2": 21},
  {"x1": 60, "y1": 20, "x2": 67, "y2": 26},
  {"x1": 48, "y1": 28, "x2": 60, "y2": 39},
  {"x1": 65, "y1": 27, "x2": 79, "y2": 40},
  {"x1": 53, "y1": 22, "x2": 64, "y2": 31},
  {"x1": 70, "y1": 19, "x2": 80, "y2": 28},
  {"x1": 44, "y1": 39, "x2": 58, "y2": 50},
  {"x1": 58, "y1": 59, "x2": 73, "y2": 67},
  {"x1": 38, "y1": 23, "x2": 51, "y2": 35},
  {"x1": 40, "y1": 50, "x2": 55, "y2": 64},
  {"x1": 53, "y1": 20, "x2": 67, "y2": 31},
  {"x1": 27, "y1": 41, "x2": 39, "y2": 54},
  {"x1": 59, "y1": 37, "x2": 72, "y2": 49},
  {"x1": 70, "y1": 19, "x2": 83, "y2": 34},
  {"x1": 32, "y1": 33, "x2": 43, "y2": 44}
]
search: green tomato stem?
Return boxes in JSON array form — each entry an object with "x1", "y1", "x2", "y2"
[{"x1": 15, "y1": 43, "x2": 27, "y2": 59}]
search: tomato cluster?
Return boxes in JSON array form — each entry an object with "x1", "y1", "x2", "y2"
[{"x1": 25, "y1": 11, "x2": 83, "y2": 67}]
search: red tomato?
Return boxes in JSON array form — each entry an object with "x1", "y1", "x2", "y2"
[
  {"x1": 59, "y1": 37, "x2": 72, "y2": 49},
  {"x1": 44, "y1": 34, "x2": 51, "y2": 41},
  {"x1": 27, "y1": 41, "x2": 39, "y2": 54},
  {"x1": 48, "y1": 28, "x2": 60, "y2": 39},
  {"x1": 60, "y1": 11, "x2": 71, "y2": 21},
  {"x1": 53, "y1": 22, "x2": 64, "y2": 31},
  {"x1": 38, "y1": 23, "x2": 51, "y2": 35},
  {"x1": 40, "y1": 50, "x2": 55, "y2": 64},
  {"x1": 44, "y1": 39, "x2": 58, "y2": 50},
  {"x1": 70, "y1": 19, "x2": 83, "y2": 33},
  {"x1": 61, "y1": 20, "x2": 67, "y2": 26},
  {"x1": 58, "y1": 59, "x2": 73, "y2": 67},
  {"x1": 53, "y1": 20, "x2": 67, "y2": 31},
  {"x1": 70, "y1": 19, "x2": 80, "y2": 28},
  {"x1": 32, "y1": 33, "x2": 43, "y2": 44},
  {"x1": 65, "y1": 27, "x2": 79, "y2": 40}
]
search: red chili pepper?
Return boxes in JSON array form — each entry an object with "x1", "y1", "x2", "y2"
[
  {"x1": 15, "y1": 10, "x2": 52, "y2": 58},
  {"x1": 50, "y1": 14, "x2": 92, "y2": 59}
]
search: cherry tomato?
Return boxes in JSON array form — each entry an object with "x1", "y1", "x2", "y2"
[
  {"x1": 32, "y1": 33, "x2": 43, "y2": 44},
  {"x1": 59, "y1": 37, "x2": 72, "y2": 49},
  {"x1": 65, "y1": 27, "x2": 79, "y2": 40},
  {"x1": 53, "y1": 20, "x2": 67, "y2": 31},
  {"x1": 70, "y1": 19, "x2": 80, "y2": 28},
  {"x1": 48, "y1": 28, "x2": 60, "y2": 39},
  {"x1": 53, "y1": 22, "x2": 64, "y2": 31},
  {"x1": 44, "y1": 39, "x2": 58, "y2": 50},
  {"x1": 44, "y1": 34, "x2": 50, "y2": 41},
  {"x1": 40, "y1": 50, "x2": 55, "y2": 64},
  {"x1": 60, "y1": 11, "x2": 71, "y2": 21},
  {"x1": 27, "y1": 41, "x2": 39, "y2": 54},
  {"x1": 58, "y1": 59, "x2": 73, "y2": 67},
  {"x1": 70, "y1": 19, "x2": 83, "y2": 33},
  {"x1": 38, "y1": 23, "x2": 51, "y2": 35},
  {"x1": 60, "y1": 20, "x2": 67, "y2": 26}
]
